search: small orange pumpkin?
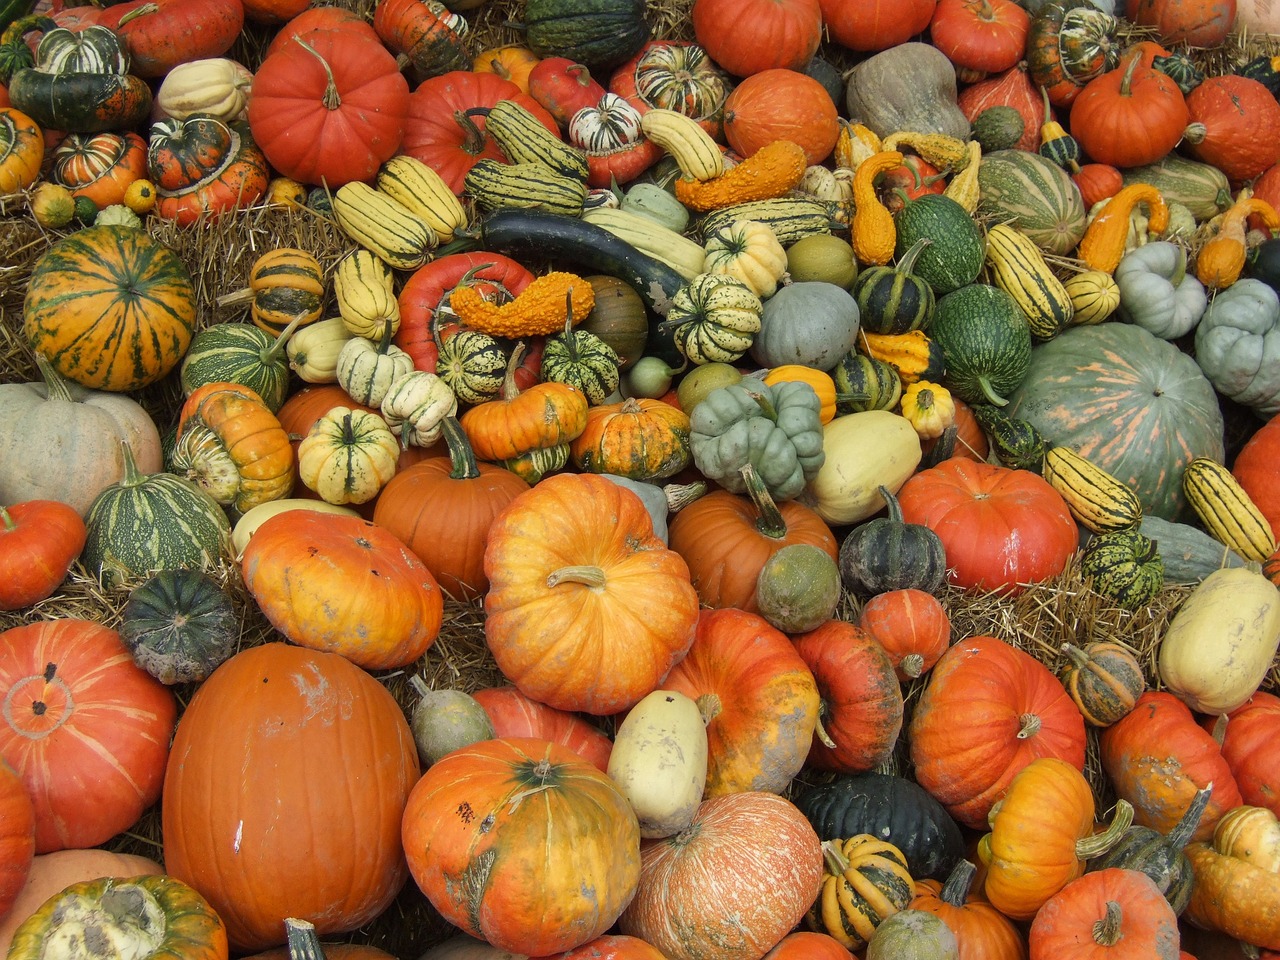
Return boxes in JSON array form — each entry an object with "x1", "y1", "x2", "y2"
[
  {"x1": 568, "y1": 397, "x2": 691, "y2": 480},
  {"x1": 0, "y1": 107, "x2": 42, "y2": 193}
]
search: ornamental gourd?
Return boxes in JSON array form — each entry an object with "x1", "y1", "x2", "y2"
[
  {"x1": 808, "y1": 835, "x2": 916, "y2": 950},
  {"x1": 297, "y1": 407, "x2": 400, "y2": 505},
  {"x1": 569, "y1": 397, "x2": 691, "y2": 481},
  {"x1": 664, "y1": 273, "x2": 763, "y2": 365}
]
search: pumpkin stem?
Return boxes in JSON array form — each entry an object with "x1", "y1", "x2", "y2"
[
  {"x1": 1171, "y1": 244, "x2": 1188, "y2": 286},
  {"x1": 375, "y1": 317, "x2": 396, "y2": 355},
  {"x1": 560, "y1": 289, "x2": 581, "y2": 363},
  {"x1": 814, "y1": 704, "x2": 838, "y2": 749},
  {"x1": 0, "y1": 506, "x2": 14, "y2": 533},
  {"x1": 34, "y1": 354, "x2": 75, "y2": 405},
  {"x1": 116, "y1": 2, "x2": 159, "y2": 27},
  {"x1": 1076, "y1": 799, "x2": 1134, "y2": 858},
  {"x1": 441, "y1": 416, "x2": 481, "y2": 481},
  {"x1": 695, "y1": 692, "x2": 722, "y2": 727},
  {"x1": 740, "y1": 462, "x2": 788, "y2": 540},
  {"x1": 900, "y1": 653, "x2": 925, "y2": 679},
  {"x1": 876, "y1": 485, "x2": 903, "y2": 524},
  {"x1": 215, "y1": 286, "x2": 255, "y2": 309},
  {"x1": 453, "y1": 110, "x2": 489, "y2": 156},
  {"x1": 408, "y1": 674, "x2": 432, "y2": 700},
  {"x1": 263, "y1": 313, "x2": 308, "y2": 364},
  {"x1": 293, "y1": 35, "x2": 341, "y2": 110},
  {"x1": 895, "y1": 237, "x2": 933, "y2": 276},
  {"x1": 500, "y1": 342, "x2": 529, "y2": 401},
  {"x1": 117, "y1": 440, "x2": 145, "y2": 488},
  {"x1": 546, "y1": 564, "x2": 606, "y2": 589},
  {"x1": 1209, "y1": 713, "x2": 1228, "y2": 746},
  {"x1": 284, "y1": 918, "x2": 325, "y2": 960},
  {"x1": 1016, "y1": 712, "x2": 1041, "y2": 739},
  {"x1": 1061, "y1": 642, "x2": 1091, "y2": 668},
  {"x1": 1117, "y1": 52, "x2": 1143, "y2": 97},
  {"x1": 747, "y1": 388, "x2": 778, "y2": 422},
  {"x1": 939, "y1": 860, "x2": 979, "y2": 907},
  {"x1": 1093, "y1": 901, "x2": 1124, "y2": 947},
  {"x1": 340, "y1": 411, "x2": 357, "y2": 446},
  {"x1": 1167, "y1": 785, "x2": 1214, "y2": 850},
  {"x1": 664, "y1": 480, "x2": 707, "y2": 512}
]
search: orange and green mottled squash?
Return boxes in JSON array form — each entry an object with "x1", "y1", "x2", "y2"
[
  {"x1": 1005, "y1": 322, "x2": 1225, "y2": 522},
  {"x1": 24, "y1": 226, "x2": 195, "y2": 392}
]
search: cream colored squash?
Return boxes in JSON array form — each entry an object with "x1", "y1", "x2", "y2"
[
  {"x1": 607, "y1": 688, "x2": 708, "y2": 839},
  {"x1": 287, "y1": 316, "x2": 357, "y2": 384},
  {"x1": 800, "y1": 409, "x2": 922, "y2": 524},
  {"x1": 154, "y1": 58, "x2": 252, "y2": 123},
  {"x1": 703, "y1": 219, "x2": 789, "y2": 299},
  {"x1": 1157, "y1": 567, "x2": 1280, "y2": 715},
  {"x1": 231, "y1": 499, "x2": 361, "y2": 557}
]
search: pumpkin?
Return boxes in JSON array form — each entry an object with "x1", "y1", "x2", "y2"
[
  {"x1": 620, "y1": 792, "x2": 824, "y2": 960},
  {"x1": 569, "y1": 398, "x2": 691, "y2": 481},
  {"x1": 839, "y1": 485, "x2": 947, "y2": 597},
  {"x1": 930, "y1": 0, "x2": 1030, "y2": 74},
  {"x1": 896, "y1": 458, "x2": 1077, "y2": 595},
  {"x1": 1232, "y1": 412, "x2": 1280, "y2": 540},
  {"x1": 654, "y1": 607, "x2": 819, "y2": 795},
  {"x1": 1005, "y1": 322, "x2": 1225, "y2": 522},
  {"x1": 471, "y1": 686, "x2": 613, "y2": 773},
  {"x1": 911, "y1": 861, "x2": 1028, "y2": 960},
  {"x1": 372, "y1": 417, "x2": 528, "y2": 600},
  {"x1": 483, "y1": 473, "x2": 700, "y2": 715},
  {"x1": 0, "y1": 500, "x2": 85, "y2": 612},
  {"x1": 1099, "y1": 691, "x2": 1243, "y2": 843},
  {"x1": 822, "y1": 0, "x2": 937, "y2": 51},
  {"x1": 763, "y1": 932, "x2": 854, "y2": 960},
  {"x1": 1057, "y1": 641, "x2": 1146, "y2": 727},
  {"x1": 1212, "y1": 692, "x2": 1280, "y2": 817},
  {"x1": 119, "y1": 569, "x2": 237, "y2": 686},
  {"x1": 162, "y1": 642, "x2": 419, "y2": 953},
  {"x1": 808, "y1": 835, "x2": 916, "y2": 950},
  {"x1": 402, "y1": 737, "x2": 641, "y2": 956},
  {"x1": 1068, "y1": 52, "x2": 1189, "y2": 170},
  {"x1": 959, "y1": 64, "x2": 1043, "y2": 153},
  {"x1": 51, "y1": 0, "x2": 242, "y2": 78},
  {"x1": 47, "y1": 131, "x2": 148, "y2": 209},
  {"x1": 0, "y1": 759, "x2": 34, "y2": 921},
  {"x1": 24, "y1": 225, "x2": 195, "y2": 392},
  {"x1": 0, "y1": 105, "x2": 40, "y2": 193},
  {"x1": 473, "y1": 44, "x2": 540, "y2": 92},
  {"x1": 374, "y1": 0, "x2": 470, "y2": 79},
  {"x1": 722, "y1": 69, "x2": 839, "y2": 165},
  {"x1": 857, "y1": 589, "x2": 951, "y2": 682},
  {"x1": 909, "y1": 635, "x2": 1087, "y2": 831},
  {"x1": 1183, "y1": 75, "x2": 1280, "y2": 185},
  {"x1": 0, "y1": 619, "x2": 175, "y2": 854},
  {"x1": 795, "y1": 618, "x2": 904, "y2": 774},
  {"x1": 1125, "y1": 0, "x2": 1236, "y2": 48},
  {"x1": 7, "y1": 874, "x2": 228, "y2": 960},
  {"x1": 1028, "y1": 869, "x2": 1180, "y2": 959},
  {"x1": 691, "y1": 0, "x2": 820, "y2": 77},
  {"x1": 148, "y1": 116, "x2": 269, "y2": 226},
  {"x1": 240, "y1": 509, "x2": 442, "y2": 670}
]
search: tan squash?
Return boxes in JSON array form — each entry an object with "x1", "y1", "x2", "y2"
[{"x1": 800, "y1": 410, "x2": 923, "y2": 524}]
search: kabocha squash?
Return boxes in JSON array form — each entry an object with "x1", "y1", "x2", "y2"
[
  {"x1": 808, "y1": 835, "x2": 916, "y2": 950},
  {"x1": 297, "y1": 407, "x2": 399, "y2": 505},
  {"x1": 1058, "y1": 642, "x2": 1146, "y2": 727},
  {"x1": 120, "y1": 570, "x2": 237, "y2": 685},
  {"x1": 24, "y1": 226, "x2": 195, "y2": 393},
  {"x1": 674, "y1": 139, "x2": 807, "y2": 212},
  {"x1": 838, "y1": 485, "x2": 946, "y2": 596},
  {"x1": 569, "y1": 398, "x2": 691, "y2": 481},
  {"x1": 751, "y1": 281, "x2": 861, "y2": 371},
  {"x1": 483, "y1": 473, "x2": 700, "y2": 715}
]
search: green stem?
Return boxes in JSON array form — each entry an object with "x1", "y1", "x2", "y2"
[
  {"x1": 895, "y1": 237, "x2": 933, "y2": 276},
  {"x1": 35, "y1": 354, "x2": 74, "y2": 404},
  {"x1": 440, "y1": 416, "x2": 480, "y2": 481},
  {"x1": 977, "y1": 375, "x2": 1009, "y2": 407},
  {"x1": 1075, "y1": 799, "x2": 1134, "y2": 858},
  {"x1": 1167, "y1": 786, "x2": 1214, "y2": 850},
  {"x1": 877, "y1": 485, "x2": 903, "y2": 524},
  {"x1": 0, "y1": 506, "x2": 15, "y2": 533},
  {"x1": 263, "y1": 313, "x2": 306, "y2": 364},
  {"x1": 283, "y1": 918, "x2": 326, "y2": 960},
  {"x1": 939, "y1": 860, "x2": 978, "y2": 907},
  {"x1": 740, "y1": 462, "x2": 787, "y2": 539},
  {"x1": 1093, "y1": 901, "x2": 1124, "y2": 947}
]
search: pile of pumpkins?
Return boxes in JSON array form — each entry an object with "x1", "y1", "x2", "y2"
[{"x1": 4, "y1": 0, "x2": 1280, "y2": 957}]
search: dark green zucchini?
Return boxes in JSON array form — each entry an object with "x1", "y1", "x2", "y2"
[
  {"x1": 8, "y1": 67, "x2": 152, "y2": 134},
  {"x1": 470, "y1": 208, "x2": 687, "y2": 365}
]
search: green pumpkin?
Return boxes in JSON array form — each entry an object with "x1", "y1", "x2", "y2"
[
  {"x1": 852, "y1": 237, "x2": 936, "y2": 335},
  {"x1": 930, "y1": 283, "x2": 1032, "y2": 407},
  {"x1": 665, "y1": 272, "x2": 763, "y2": 365},
  {"x1": 755, "y1": 543, "x2": 842, "y2": 635},
  {"x1": 540, "y1": 313, "x2": 621, "y2": 404},
  {"x1": 832, "y1": 353, "x2": 902, "y2": 415},
  {"x1": 971, "y1": 404, "x2": 1050, "y2": 472},
  {"x1": 83, "y1": 445, "x2": 233, "y2": 587},
  {"x1": 179, "y1": 320, "x2": 299, "y2": 412},
  {"x1": 866, "y1": 909, "x2": 958, "y2": 960},
  {"x1": 838, "y1": 485, "x2": 946, "y2": 596},
  {"x1": 120, "y1": 569, "x2": 238, "y2": 684},
  {"x1": 1080, "y1": 528, "x2": 1165, "y2": 610},
  {"x1": 750, "y1": 281, "x2": 861, "y2": 372}
]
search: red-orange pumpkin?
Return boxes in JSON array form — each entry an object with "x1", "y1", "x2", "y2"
[
  {"x1": 1210, "y1": 692, "x2": 1280, "y2": 817},
  {"x1": 1233, "y1": 412, "x2": 1280, "y2": 539},
  {"x1": 957, "y1": 63, "x2": 1045, "y2": 153},
  {"x1": 908, "y1": 635, "x2": 1087, "y2": 831},
  {"x1": 240, "y1": 510, "x2": 443, "y2": 670},
  {"x1": 857, "y1": 588, "x2": 952, "y2": 682},
  {"x1": 0, "y1": 759, "x2": 34, "y2": 920},
  {"x1": 662, "y1": 608, "x2": 820, "y2": 796},
  {"x1": 537, "y1": 934, "x2": 669, "y2": 959},
  {"x1": 0, "y1": 501, "x2": 86, "y2": 612},
  {"x1": 0, "y1": 619, "x2": 175, "y2": 854},
  {"x1": 1067, "y1": 53, "x2": 1190, "y2": 170},
  {"x1": 721, "y1": 69, "x2": 840, "y2": 165},
  {"x1": 402, "y1": 737, "x2": 641, "y2": 956},
  {"x1": 691, "y1": 0, "x2": 822, "y2": 77},
  {"x1": 1183, "y1": 75, "x2": 1280, "y2": 185},
  {"x1": 482, "y1": 473, "x2": 700, "y2": 716},
  {"x1": 929, "y1": 0, "x2": 1030, "y2": 75},
  {"x1": 1125, "y1": 0, "x2": 1236, "y2": 47},
  {"x1": 264, "y1": 6, "x2": 382, "y2": 58},
  {"x1": 620, "y1": 792, "x2": 824, "y2": 960},
  {"x1": 762, "y1": 932, "x2": 852, "y2": 960},
  {"x1": 819, "y1": 0, "x2": 937, "y2": 51},
  {"x1": 1028, "y1": 868, "x2": 1180, "y2": 959},
  {"x1": 162, "y1": 642, "x2": 419, "y2": 953},
  {"x1": 470, "y1": 686, "x2": 613, "y2": 773},
  {"x1": 249, "y1": 28, "x2": 410, "y2": 188}
]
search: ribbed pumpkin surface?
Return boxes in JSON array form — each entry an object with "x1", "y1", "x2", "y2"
[{"x1": 1005, "y1": 322, "x2": 1225, "y2": 521}]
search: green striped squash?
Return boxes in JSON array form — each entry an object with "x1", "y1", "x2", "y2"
[
  {"x1": 930, "y1": 284, "x2": 1032, "y2": 407},
  {"x1": 1120, "y1": 154, "x2": 1231, "y2": 222},
  {"x1": 700, "y1": 197, "x2": 833, "y2": 246},
  {"x1": 1005, "y1": 322, "x2": 1225, "y2": 522},
  {"x1": 83, "y1": 445, "x2": 233, "y2": 588},
  {"x1": 1080, "y1": 528, "x2": 1164, "y2": 611},
  {"x1": 435, "y1": 329, "x2": 508, "y2": 404},
  {"x1": 464, "y1": 159, "x2": 587, "y2": 216},
  {"x1": 852, "y1": 237, "x2": 935, "y2": 335},
  {"x1": 523, "y1": 0, "x2": 649, "y2": 71},
  {"x1": 977, "y1": 149, "x2": 1087, "y2": 257},
  {"x1": 971, "y1": 404, "x2": 1050, "y2": 472},
  {"x1": 832, "y1": 353, "x2": 902, "y2": 415},
  {"x1": 179, "y1": 321, "x2": 297, "y2": 412}
]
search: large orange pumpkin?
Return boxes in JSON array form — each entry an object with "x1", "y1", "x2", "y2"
[
  {"x1": 721, "y1": 69, "x2": 839, "y2": 165},
  {"x1": 1209, "y1": 691, "x2": 1280, "y2": 817},
  {"x1": 401, "y1": 737, "x2": 641, "y2": 956},
  {"x1": 1233, "y1": 412, "x2": 1280, "y2": 539},
  {"x1": 162, "y1": 642, "x2": 420, "y2": 953},
  {"x1": 0, "y1": 759, "x2": 34, "y2": 919},
  {"x1": 471, "y1": 686, "x2": 613, "y2": 773},
  {"x1": 0, "y1": 619, "x2": 175, "y2": 853},
  {"x1": 240, "y1": 510, "x2": 443, "y2": 670},
  {"x1": 820, "y1": 0, "x2": 937, "y2": 50},
  {"x1": 483, "y1": 473, "x2": 700, "y2": 716},
  {"x1": 691, "y1": 0, "x2": 822, "y2": 77}
]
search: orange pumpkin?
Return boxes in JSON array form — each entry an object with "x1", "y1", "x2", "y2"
[
  {"x1": 911, "y1": 861, "x2": 1028, "y2": 960},
  {"x1": 1029, "y1": 868, "x2": 1180, "y2": 959},
  {"x1": 0, "y1": 107, "x2": 42, "y2": 194},
  {"x1": 857, "y1": 588, "x2": 952, "y2": 682},
  {"x1": 401, "y1": 737, "x2": 641, "y2": 957},
  {"x1": 762, "y1": 365, "x2": 838, "y2": 424},
  {"x1": 569, "y1": 397, "x2": 692, "y2": 481},
  {"x1": 545, "y1": 935, "x2": 669, "y2": 959},
  {"x1": 483, "y1": 473, "x2": 700, "y2": 715},
  {"x1": 662, "y1": 608, "x2": 820, "y2": 795},
  {"x1": 721, "y1": 68, "x2": 840, "y2": 165},
  {"x1": 473, "y1": 45, "x2": 541, "y2": 92},
  {"x1": 762, "y1": 932, "x2": 852, "y2": 959},
  {"x1": 162, "y1": 643, "x2": 419, "y2": 953},
  {"x1": 0, "y1": 760, "x2": 34, "y2": 920},
  {"x1": 460, "y1": 348, "x2": 589, "y2": 463},
  {"x1": 240, "y1": 510, "x2": 443, "y2": 669},
  {"x1": 471, "y1": 686, "x2": 613, "y2": 773}
]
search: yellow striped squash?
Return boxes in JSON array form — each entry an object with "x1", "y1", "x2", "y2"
[
  {"x1": 985, "y1": 223, "x2": 1074, "y2": 340},
  {"x1": 1182, "y1": 458, "x2": 1278, "y2": 562},
  {"x1": 1043, "y1": 446, "x2": 1142, "y2": 533}
]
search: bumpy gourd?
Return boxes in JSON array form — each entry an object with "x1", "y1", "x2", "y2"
[
  {"x1": 1077, "y1": 183, "x2": 1169, "y2": 273},
  {"x1": 1196, "y1": 195, "x2": 1280, "y2": 289},
  {"x1": 851, "y1": 150, "x2": 904, "y2": 266},
  {"x1": 450, "y1": 271, "x2": 595, "y2": 338},
  {"x1": 674, "y1": 139, "x2": 807, "y2": 212}
]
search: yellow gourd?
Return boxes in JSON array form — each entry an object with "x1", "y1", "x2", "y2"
[
  {"x1": 673, "y1": 139, "x2": 807, "y2": 212},
  {"x1": 942, "y1": 141, "x2": 982, "y2": 213},
  {"x1": 834, "y1": 120, "x2": 882, "y2": 171},
  {"x1": 851, "y1": 150, "x2": 903, "y2": 267},
  {"x1": 881, "y1": 131, "x2": 971, "y2": 171}
]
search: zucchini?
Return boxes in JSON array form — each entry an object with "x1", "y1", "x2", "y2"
[
  {"x1": 8, "y1": 67, "x2": 151, "y2": 134},
  {"x1": 471, "y1": 209, "x2": 687, "y2": 364},
  {"x1": 1043, "y1": 446, "x2": 1142, "y2": 534},
  {"x1": 1182, "y1": 457, "x2": 1277, "y2": 563},
  {"x1": 984, "y1": 223, "x2": 1074, "y2": 340}
]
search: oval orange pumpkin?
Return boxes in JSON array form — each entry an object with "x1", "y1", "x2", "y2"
[{"x1": 721, "y1": 69, "x2": 839, "y2": 165}]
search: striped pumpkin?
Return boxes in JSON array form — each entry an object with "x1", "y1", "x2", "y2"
[
  {"x1": 179, "y1": 322, "x2": 297, "y2": 412},
  {"x1": 83, "y1": 445, "x2": 233, "y2": 587},
  {"x1": 977, "y1": 149, "x2": 1088, "y2": 257},
  {"x1": 24, "y1": 226, "x2": 196, "y2": 392}
]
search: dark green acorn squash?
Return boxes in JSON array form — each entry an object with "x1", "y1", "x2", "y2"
[
  {"x1": 838, "y1": 485, "x2": 946, "y2": 596},
  {"x1": 893, "y1": 193, "x2": 985, "y2": 296},
  {"x1": 523, "y1": 0, "x2": 650, "y2": 71},
  {"x1": 831, "y1": 353, "x2": 902, "y2": 415},
  {"x1": 1080, "y1": 527, "x2": 1164, "y2": 611},
  {"x1": 121, "y1": 569, "x2": 238, "y2": 685},
  {"x1": 929, "y1": 283, "x2": 1032, "y2": 407},
  {"x1": 852, "y1": 237, "x2": 936, "y2": 335},
  {"x1": 1004, "y1": 322, "x2": 1225, "y2": 521},
  {"x1": 793, "y1": 772, "x2": 965, "y2": 881},
  {"x1": 1244, "y1": 237, "x2": 1280, "y2": 294},
  {"x1": 1088, "y1": 785, "x2": 1211, "y2": 914}
]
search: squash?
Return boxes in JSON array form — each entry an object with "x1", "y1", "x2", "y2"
[
  {"x1": 866, "y1": 909, "x2": 959, "y2": 960},
  {"x1": 930, "y1": 283, "x2": 1032, "y2": 407},
  {"x1": 1058, "y1": 641, "x2": 1145, "y2": 727},
  {"x1": 808, "y1": 835, "x2": 916, "y2": 950},
  {"x1": 231, "y1": 499, "x2": 360, "y2": 557},
  {"x1": 800, "y1": 409, "x2": 922, "y2": 525},
  {"x1": 1157, "y1": 567, "x2": 1280, "y2": 716},
  {"x1": 844, "y1": 42, "x2": 970, "y2": 140},
  {"x1": 755, "y1": 544, "x2": 842, "y2": 634},
  {"x1": 607, "y1": 688, "x2": 708, "y2": 838},
  {"x1": 839, "y1": 485, "x2": 946, "y2": 596},
  {"x1": 407, "y1": 680, "x2": 495, "y2": 768},
  {"x1": 750, "y1": 281, "x2": 861, "y2": 371},
  {"x1": 120, "y1": 570, "x2": 238, "y2": 685}
]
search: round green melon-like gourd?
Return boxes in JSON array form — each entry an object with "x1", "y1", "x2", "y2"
[
  {"x1": 1005, "y1": 322, "x2": 1225, "y2": 521},
  {"x1": 930, "y1": 284, "x2": 1032, "y2": 407},
  {"x1": 120, "y1": 569, "x2": 238, "y2": 685},
  {"x1": 621, "y1": 182, "x2": 690, "y2": 233},
  {"x1": 524, "y1": 0, "x2": 649, "y2": 71},
  {"x1": 787, "y1": 234, "x2": 858, "y2": 290},
  {"x1": 838, "y1": 485, "x2": 946, "y2": 596},
  {"x1": 755, "y1": 543, "x2": 842, "y2": 634},
  {"x1": 750, "y1": 281, "x2": 860, "y2": 371},
  {"x1": 83, "y1": 445, "x2": 233, "y2": 587},
  {"x1": 977, "y1": 149, "x2": 1088, "y2": 257},
  {"x1": 1080, "y1": 528, "x2": 1164, "y2": 611},
  {"x1": 971, "y1": 106, "x2": 1026, "y2": 153},
  {"x1": 893, "y1": 195, "x2": 985, "y2": 296},
  {"x1": 179, "y1": 320, "x2": 298, "y2": 413},
  {"x1": 407, "y1": 679, "x2": 496, "y2": 768},
  {"x1": 852, "y1": 237, "x2": 936, "y2": 335},
  {"x1": 866, "y1": 908, "x2": 959, "y2": 960},
  {"x1": 831, "y1": 353, "x2": 902, "y2": 414}
]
